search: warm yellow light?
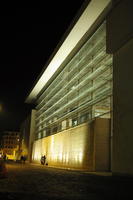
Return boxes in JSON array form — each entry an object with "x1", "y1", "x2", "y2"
[
  {"x1": 59, "y1": 152, "x2": 63, "y2": 161},
  {"x1": 65, "y1": 153, "x2": 69, "y2": 163},
  {"x1": 32, "y1": 124, "x2": 90, "y2": 169},
  {"x1": 63, "y1": 154, "x2": 66, "y2": 162},
  {"x1": 79, "y1": 152, "x2": 83, "y2": 163}
]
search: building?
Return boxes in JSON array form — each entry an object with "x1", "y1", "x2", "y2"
[
  {"x1": 0, "y1": 131, "x2": 20, "y2": 160},
  {"x1": 25, "y1": 0, "x2": 133, "y2": 175},
  {"x1": 20, "y1": 110, "x2": 36, "y2": 162}
]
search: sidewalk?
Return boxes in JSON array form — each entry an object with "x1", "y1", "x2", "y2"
[
  {"x1": 84, "y1": 171, "x2": 112, "y2": 176},
  {"x1": 1, "y1": 161, "x2": 133, "y2": 200}
]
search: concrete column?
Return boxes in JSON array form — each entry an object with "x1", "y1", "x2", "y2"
[
  {"x1": 113, "y1": 38, "x2": 133, "y2": 175},
  {"x1": 107, "y1": 0, "x2": 133, "y2": 175},
  {"x1": 28, "y1": 109, "x2": 36, "y2": 162}
]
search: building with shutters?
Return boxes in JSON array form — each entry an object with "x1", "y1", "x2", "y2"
[{"x1": 25, "y1": 0, "x2": 133, "y2": 175}]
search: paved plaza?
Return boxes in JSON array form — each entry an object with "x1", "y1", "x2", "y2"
[{"x1": 0, "y1": 161, "x2": 133, "y2": 200}]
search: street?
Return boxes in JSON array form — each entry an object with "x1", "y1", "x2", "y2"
[{"x1": 0, "y1": 161, "x2": 133, "y2": 200}]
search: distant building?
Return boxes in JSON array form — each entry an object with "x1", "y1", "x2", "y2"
[
  {"x1": 0, "y1": 131, "x2": 20, "y2": 160},
  {"x1": 0, "y1": 134, "x2": 3, "y2": 157},
  {"x1": 25, "y1": 0, "x2": 133, "y2": 175}
]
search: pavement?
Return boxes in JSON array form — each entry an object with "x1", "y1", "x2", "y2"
[
  {"x1": 0, "y1": 159, "x2": 8, "y2": 178},
  {"x1": 0, "y1": 161, "x2": 133, "y2": 200}
]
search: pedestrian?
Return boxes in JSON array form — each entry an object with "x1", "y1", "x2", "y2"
[
  {"x1": 23, "y1": 156, "x2": 26, "y2": 164},
  {"x1": 3, "y1": 154, "x2": 7, "y2": 161},
  {"x1": 41, "y1": 155, "x2": 46, "y2": 165},
  {"x1": 20, "y1": 155, "x2": 23, "y2": 163},
  {"x1": 20, "y1": 155, "x2": 26, "y2": 164}
]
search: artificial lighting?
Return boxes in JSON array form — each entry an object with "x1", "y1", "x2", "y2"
[{"x1": 26, "y1": 0, "x2": 111, "y2": 103}]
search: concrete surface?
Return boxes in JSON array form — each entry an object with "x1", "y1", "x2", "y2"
[{"x1": 0, "y1": 161, "x2": 133, "y2": 200}]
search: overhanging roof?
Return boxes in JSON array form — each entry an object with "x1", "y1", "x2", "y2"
[{"x1": 25, "y1": 0, "x2": 112, "y2": 103}]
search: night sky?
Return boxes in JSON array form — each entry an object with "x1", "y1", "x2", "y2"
[{"x1": 0, "y1": 1, "x2": 86, "y2": 132}]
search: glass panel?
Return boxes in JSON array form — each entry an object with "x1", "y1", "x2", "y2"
[{"x1": 35, "y1": 21, "x2": 113, "y2": 138}]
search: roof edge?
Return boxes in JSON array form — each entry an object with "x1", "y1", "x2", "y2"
[{"x1": 25, "y1": 0, "x2": 112, "y2": 104}]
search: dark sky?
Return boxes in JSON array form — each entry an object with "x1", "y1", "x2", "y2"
[{"x1": 0, "y1": 1, "x2": 86, "y2": 132}]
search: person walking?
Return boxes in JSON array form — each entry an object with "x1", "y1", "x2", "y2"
[
  {"x1": 3, "y1": 154, "x2": 7, "y2": 161},
  {"x1": 20, "y1": 155, "x2": 26, "y2": 164},
  {"x1": 41, "y1": 155, "x2": 46, "y2": 165}
]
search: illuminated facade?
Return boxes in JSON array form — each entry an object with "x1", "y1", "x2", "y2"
[
  {"x1": 26, "y1": 0, "x2": 112, "y2": 171},
  {"x1": 1, "y1": 131, "x2": 20, "y2": 160},
  {"x1": 26, "y1": 0, "x2": 133, "y2": 175},
  {"x1": 35, "y1": 22, "x2": 112, "y2": 140},
  {"x1": 32, "y1": 22, "x2": 112, "y2": 171}
]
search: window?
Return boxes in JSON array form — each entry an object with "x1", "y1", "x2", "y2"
[
  {"x1": 62, "y1": 120, "x2": 67, "y2": 130},
  {"x1": 72, "y1": 118, "x2": 78, "y2": 127},
  {"x1": 52, "y1": 126, "x2": 58, "y2": 133},
  {"x1": 80, "y1": 113, "x2": 89, "y2": 124},
  {"x1": 43, "y1": 130, "x2": 46, "y2": 137},
  {"x1": 38, "y1": 132, "x2": 41, "y2": 139},
  {"x1": 46, "y1": 128, "x2": 51, "y2": 136},
  {"x1": 35, "y1": 22, "x2": 112, "y2": 137}
]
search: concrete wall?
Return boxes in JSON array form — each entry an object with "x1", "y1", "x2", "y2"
[
  {"x1": 107, "y1": 0, "x2": 133, "y2": 175},
  {"x1": 94, "y1": 118, "x2": 110, "y2": 171},
  {"x1": 32, "y1": 123, "x2": 93, "y2": 170},
  {"x1": 107, "y1": 0, "x2": 133, "y2": 54},
  {"x1": 20, "y1": 116, "x2": 31, "y2": 159},
  {"x1": 28, "y1": 109, "x2": 36, "y2": 162},
  {"x1": 32, "y1": 118, "x2": 110, "y2": 171},
  {"x1": 113, "y1": 38, "x2": 133, "y2": 175}
]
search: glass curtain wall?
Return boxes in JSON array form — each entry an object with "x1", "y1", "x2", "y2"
[{"x1": 35, "y1": 22, "x2": 112, "y2": 139}]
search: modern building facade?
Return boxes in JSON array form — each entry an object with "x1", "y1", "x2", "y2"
[
  {"x1": 26, "y1": 0, "x2": 133, "y2": 175},
  {"x1": 20, "y1": 109, "x2": 36, "y2": 162}
]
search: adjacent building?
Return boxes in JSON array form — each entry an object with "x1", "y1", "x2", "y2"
[
  {"x1": 0, "y1": 131, "x2": 20, "y2": 160},
  {"x1": 20, "y1": 110, "x2": 36, "y2": 162},
  {"x1": 25, "y1": 0, "x2": 133, "y2": 175}
]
